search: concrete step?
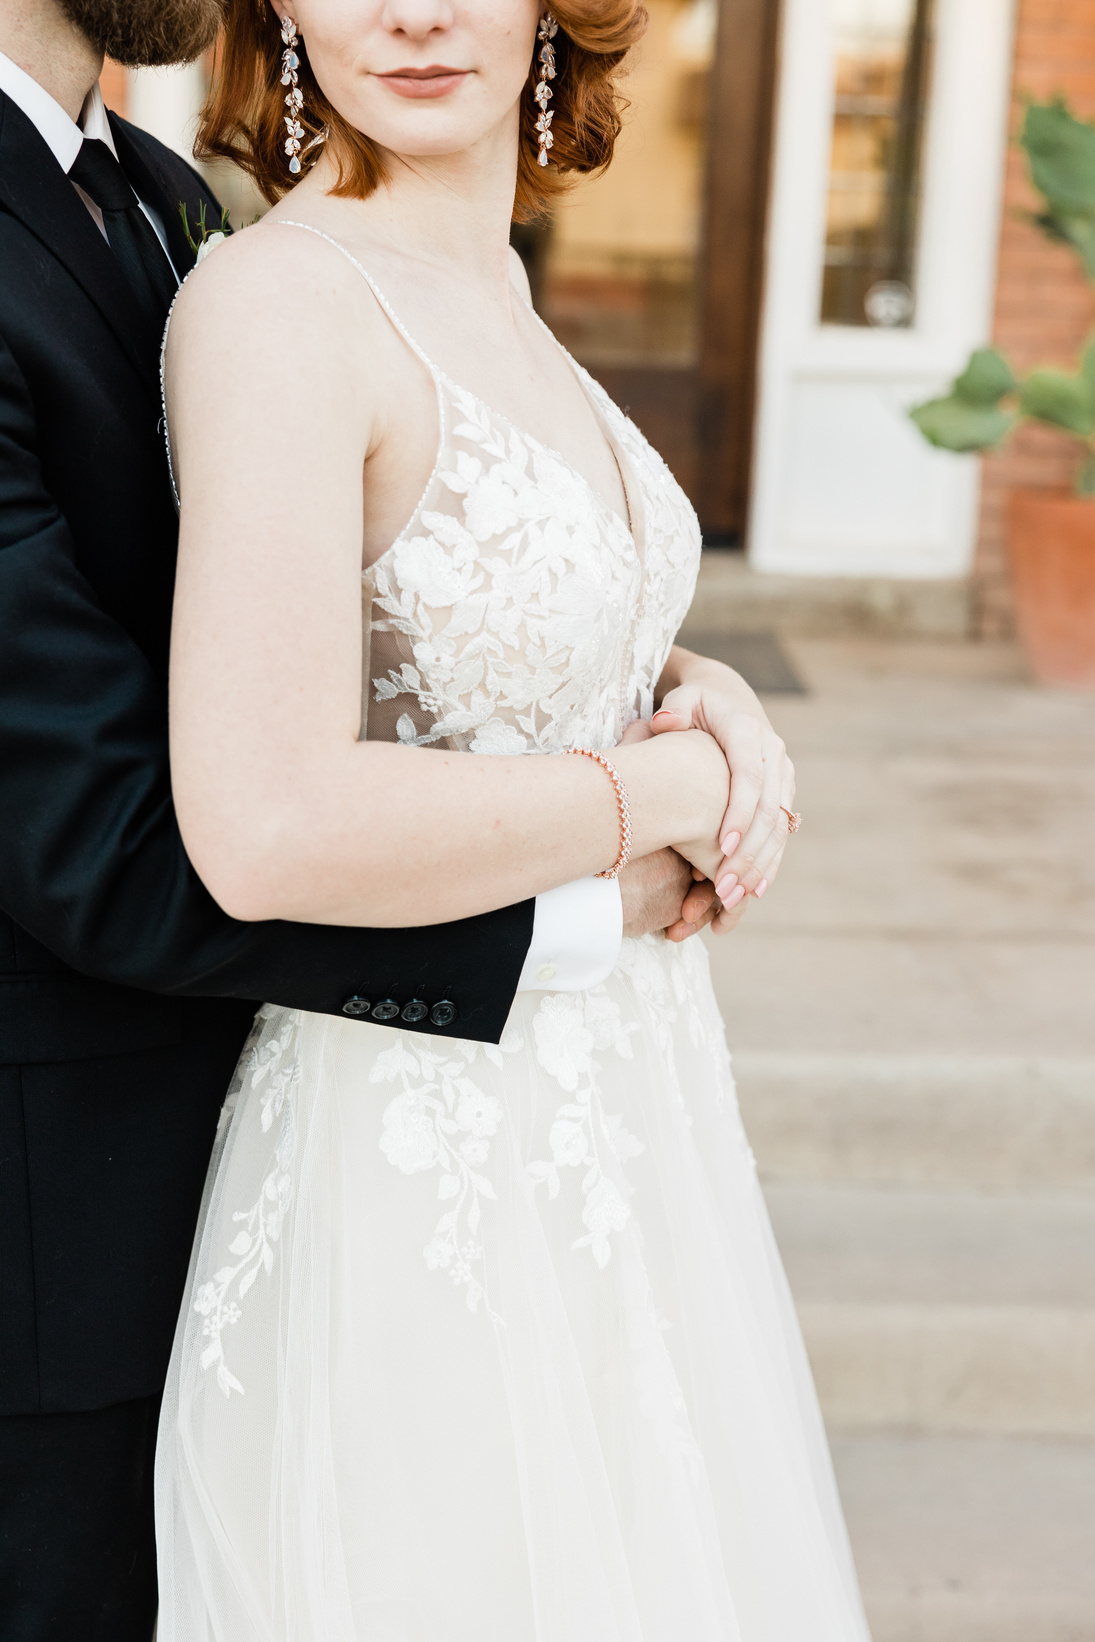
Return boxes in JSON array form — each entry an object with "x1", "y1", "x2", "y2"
[
  {"x1": 833, "y1": 1431, "x2": 1095, "y2": 1642},
  {"x1": 680, "y1": 551, "x2": 972, "y2": 639},
  {"x1": 767, "y1": 1185, "x2": 1095, "y2": 1307},
  {"x1": 766, "y1": 1185, "x2": 1095, "y2": 1435},
  {"x1": 801, "y1": 1300, "x2": 1095, "y2": 1436},
  {"x1": 735, "y1": 1053, "x2": 1095, "y2": 1190}
]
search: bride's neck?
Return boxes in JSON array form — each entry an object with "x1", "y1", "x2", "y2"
[{"x1": 301, "y1": 128, "x2": 521, "y2": 306}]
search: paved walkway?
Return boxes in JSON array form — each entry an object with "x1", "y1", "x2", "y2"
[
  {"x1": 701, "y1": 637, "x2": 1095, "y2": 1642},
  {"x1": 709, "y1": 637, "x2": 1095, "y2": 1057}
]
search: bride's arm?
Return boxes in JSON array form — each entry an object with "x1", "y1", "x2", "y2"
[{"x1": 166, "y1": 229, "x2": 728, "y2": 929}]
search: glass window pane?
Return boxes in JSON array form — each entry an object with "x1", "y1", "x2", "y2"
[
  {"x1": 528, "y1": 0, "x2": 716, "y2": 367},
  {"x1": 820, "y1": 0, "x2": 934, "y2": 328}
]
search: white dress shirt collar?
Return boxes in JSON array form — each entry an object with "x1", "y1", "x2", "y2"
[
  {"x1": 0, "y1": 49, "x2": 118, "y2": 172},
  {"x1": 0, "y1": 49, "x2": 174, "y2": 262}
]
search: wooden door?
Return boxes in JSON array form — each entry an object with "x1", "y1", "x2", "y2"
[{"x1": 524, "y1": 0, "x2": 782, "y2": 544}]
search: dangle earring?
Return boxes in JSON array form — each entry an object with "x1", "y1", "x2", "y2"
[
  {"x1": 533, "y1": 13, "x2": 558, "y2": 168},
  {"x1": 280, "y1": 16, "x2": 305, "y2": 174},
  {"x1": 280, "y1": 16, "x2": 329, "y2": 177}
]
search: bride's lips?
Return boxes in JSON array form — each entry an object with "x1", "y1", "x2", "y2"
[{"x1": 376, "y1": 65, "x2": 470, "y2": 99}]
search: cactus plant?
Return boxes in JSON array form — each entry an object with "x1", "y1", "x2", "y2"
[{"x1": 911, "y1": 99, "x2": 1095, "y2": 496}]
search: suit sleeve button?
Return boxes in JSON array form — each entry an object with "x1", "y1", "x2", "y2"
[
  {"x1": 401, "y1": 999, "x2": 429, "y2": 1023},
  {"x1": 429, "y1": 1000, "x2": 457, "y2": 1028},
  {"x1": 371, "y1": 999, "x2": 400, "y2": 1022},
  {"x1": 341, "y1": 996, "x2": 371, "y2": 1017}
]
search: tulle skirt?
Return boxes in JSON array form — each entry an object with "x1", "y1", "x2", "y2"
[{"x1": 155, "y1": 933, "x2": 871, "y2": 1642}]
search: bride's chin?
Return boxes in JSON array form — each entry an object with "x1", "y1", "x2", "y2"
[
  {"x1": 327, "y1": 96, "x2": 511, "y2": 164},
  {"x1": 343, "y1": 127, "x2": 515, "y2": 172}
]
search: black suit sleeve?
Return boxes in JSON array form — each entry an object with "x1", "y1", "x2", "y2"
[{"x1": 0, "y1": 332, "x2": 534, "y2": 1043}]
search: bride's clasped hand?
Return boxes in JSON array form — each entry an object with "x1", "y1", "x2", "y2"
[
  {"x1": 621, "y1": 652, "x2": 798, "y2": 935},
  {"x1": 153, "y1": 0, "x2": 867, "y2": 1638}
]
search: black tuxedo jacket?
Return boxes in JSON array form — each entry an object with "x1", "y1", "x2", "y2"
[{"x1": 0, "y1": 93, "x2": 534, "y2": 1415}]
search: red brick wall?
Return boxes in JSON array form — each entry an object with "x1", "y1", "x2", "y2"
[{"x1": 974, "y1": 0, "x2": 1095, "y2": 635}]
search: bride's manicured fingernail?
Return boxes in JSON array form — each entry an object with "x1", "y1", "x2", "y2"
[
  {"x1": 715, "y1": 873, "x2": 738, "y2": 901},
  {"x1": 754, "y1": 879, "x2": 769, "y2": 898},
  {"x1": 651, "y1": 709, "x2": 677, "y2": 723},
  {"x1": 722, "y1": 884, "x2": 746, "y2": 910},
  {"x1": 720, "y1": 831, "x2": 740, "y2": 856}
]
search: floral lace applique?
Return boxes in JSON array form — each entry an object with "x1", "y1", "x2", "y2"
[
  {"x1": 527, "y1": 989, "x2": 644, "y2": 1268},
  {"x1": 616, "y1": 937, "x2": 688, "y2": 1112},
  {"x1": 366, "y1": 386, "x2": 642, "y2": 756},
  {"x1": 620, "y1": 938, "x2": 754, "y2": 1173},
  {"x1": 374, "y1": 1028, "x2": 523, "y2": 1318},
  {"x1": 195, "y1": 1008, "x2": 302, "y2": 1397},
  {"x1": 616, "y1": 935, "x2": 736, "y2": 1113}
]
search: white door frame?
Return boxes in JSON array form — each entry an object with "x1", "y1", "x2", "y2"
[{"x1": 749, "y1": 0, "x2": 1017, "y2": 578}]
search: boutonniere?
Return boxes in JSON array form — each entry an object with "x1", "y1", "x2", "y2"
[{"x1": 178, "y1": 200, "x2": 233, "y2": 264}]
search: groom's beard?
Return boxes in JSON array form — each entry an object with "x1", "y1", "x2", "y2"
[{"x1": 57, "y1": 0, "x2": 224, "y2": 67}]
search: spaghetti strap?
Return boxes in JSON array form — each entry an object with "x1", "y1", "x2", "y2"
[
  {"x1": 162, "y1": 220, "x2": 447, "y2": 511},
  {"x1": 163, "y1": 217, "x2": 633, "y2": 544},
  {"x1": 276, "y1": 220, "x2": 442, "y2": 380}
]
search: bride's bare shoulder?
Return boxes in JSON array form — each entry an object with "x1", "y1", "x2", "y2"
[{"x1": 165, "y1": 216, "x2": 391, "y2": 388}]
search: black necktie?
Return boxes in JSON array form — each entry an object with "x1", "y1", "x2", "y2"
[{"x1": 68, "y1": 138, "x2": 179, "y2": 333}]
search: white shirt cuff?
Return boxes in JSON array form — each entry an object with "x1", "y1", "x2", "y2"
[{"x1": 518, "y1": 877, "x2": 623, "y2": 992}]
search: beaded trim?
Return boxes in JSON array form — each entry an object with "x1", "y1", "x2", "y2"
[
  {"x1": 568, "y1": 748, "x2": 633, "y2": 880},
  {"x1": 533, "y1": 15, "x2": 558, "y2": 168}
]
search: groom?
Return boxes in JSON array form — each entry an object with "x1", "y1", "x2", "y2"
[{"x1": 0, "y1": 0, "x2": 724, "y2": 1635}]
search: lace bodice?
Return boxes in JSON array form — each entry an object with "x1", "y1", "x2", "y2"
[
  {"x1": 274, "y1": 225, "x2": 702, "y2": 753},
  {"x1": 165, "y1": 221, "x2": 702, "y2": 750}
]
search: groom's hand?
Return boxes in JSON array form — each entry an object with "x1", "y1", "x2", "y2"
[{"x1": 619, "y1": 849, "x2": 727, "y2": 941}]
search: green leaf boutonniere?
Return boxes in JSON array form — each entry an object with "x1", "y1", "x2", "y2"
[{"x1": 178, "y1": 200, "x2": 233, "y2": 265}]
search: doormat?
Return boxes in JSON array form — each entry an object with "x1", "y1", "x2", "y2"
[{"x1": 678, "y1": 631, "x2": 806, "y2": 695}]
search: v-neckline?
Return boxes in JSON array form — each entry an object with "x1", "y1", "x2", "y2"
[
  {"x1": 434, "y1": 358, "x2": 640, "y2": 547},
  {"x1": 487, "y1": 295, "x2": 641, "y2": 545},
  {"x1": 362, "y1": 361, "x2": 645, "y2": 589}
]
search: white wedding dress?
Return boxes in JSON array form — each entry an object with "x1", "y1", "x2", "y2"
[{"x1": 156, "y1": 224, "x2": 871, "y2": 1642}]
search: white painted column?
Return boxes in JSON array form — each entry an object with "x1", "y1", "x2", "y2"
[{"x1": 125, "y1": 61, "x2": 208, "y2": 163}]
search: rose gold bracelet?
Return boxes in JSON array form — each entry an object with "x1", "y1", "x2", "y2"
[{"x1": 568, "y1": 747, "x2": 633, "y2": 880}]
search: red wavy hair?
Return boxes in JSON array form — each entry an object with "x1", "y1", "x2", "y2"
[{"x1": 195, "y1": 0, "x2": 647, "y2": 220}]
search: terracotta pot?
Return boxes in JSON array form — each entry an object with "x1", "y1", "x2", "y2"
[{"x1": 1007, "y1": 489, "x2": 1095, "y2": 687}]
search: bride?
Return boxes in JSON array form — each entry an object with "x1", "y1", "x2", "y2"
[{"x1": 155, "y1": 0, "x2": 871, "y2": 1637}]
